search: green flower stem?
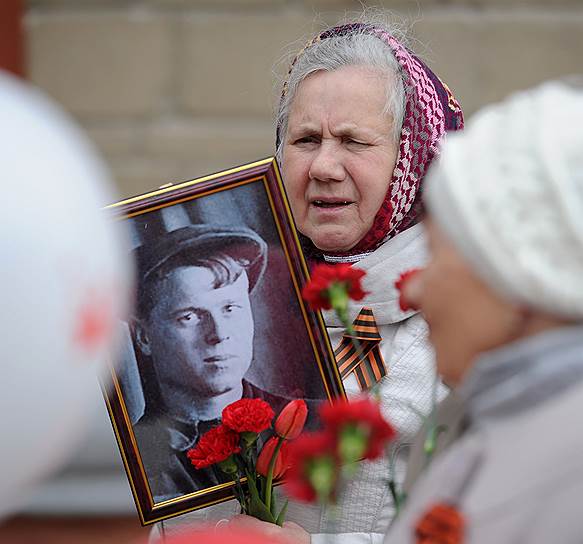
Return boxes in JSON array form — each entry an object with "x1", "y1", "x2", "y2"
[
  {"x1": 264, "y1": 435, "x2": 285, "y2": 517},
  {"x1": 388, "y1": 479, "x2": 402, "y2": 516},
  {"x1": 327, "y1": 284, "x2": 368, "y2": 381},
  {"x1": 243, "y1": 441, "x2": 255, "y2": 475},
  {"x1": 234, "y1": 472, "x2": 248, "y2": 514},
  {"x1": 423, "y1": 369, "x2": 440, "y2": 465}
]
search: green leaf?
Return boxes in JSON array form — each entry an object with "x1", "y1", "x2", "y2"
[
  {"x1": 233, "y1": 474, "x2": 248, "y2": 514},
  {"x1": 248, "y1": 497, "x2": 275, "y2": 523},
  {"x1": 275, "y1": 499, "x2": 289, "y2": 527},
  {"x1": 245, "y1": 469, "x2": 260, "y2": 500},
  {"x1": 245, "y1": 470, "x2": 276, "y2": 524}
]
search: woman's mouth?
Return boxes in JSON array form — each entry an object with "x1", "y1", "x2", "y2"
[{"x1": 311, "y1": 200, "x2": 353, "y2": 209}]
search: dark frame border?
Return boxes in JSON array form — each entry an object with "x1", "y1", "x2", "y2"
[{"x1": 103, "y1": 157, "x2": 345, "y2": 525}]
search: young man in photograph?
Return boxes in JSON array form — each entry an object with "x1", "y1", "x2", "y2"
[{"x1": 131, "y1": 225, "x2": 288, "y2": 501}]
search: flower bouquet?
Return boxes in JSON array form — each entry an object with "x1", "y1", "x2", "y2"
[
  {"x1": 287, "y1": 264, "x2": 443, "y2": 514},
  {"x1": 282, "y1": 263, "x2": 397, "y2": 503},
  {"x1": 284, "y1": 396, "x2": 396, "y2": 504},
  {"x1": 187, "y1": 398, "x2": 308, "y2": 525}
]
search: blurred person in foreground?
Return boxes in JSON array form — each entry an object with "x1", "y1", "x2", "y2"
[
  {"x1": 386, "y1": 78, "x2": 583, "y2": 543},
  {"x1": 231, "y1": 78, "x2": 583, "y2": 543},
  {"x1": 148, "y1": 13, "x2": 464, "y2": 541}
]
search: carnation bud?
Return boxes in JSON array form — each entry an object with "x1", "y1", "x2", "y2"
[
  {"x1": 338, "y1": 424, "x2": 368, "y2": 465},
  {"x1": 241, "y1": 431, "x2": 258, "y2": 449},
  {"x1": 328, "y1": 283, "x2": 351, "y2": 331},
  {"x1": 307, "y1": 455, "x2": 337, "y2": 503},
  {"x1": 275, "y1": 399, "x2": 308, "y2": 440},
  {"x1": 395, "y1": 268, "x2": 422, "y2": 312},
  {"x1": 218, "y1": 455, "x2": 238, "y2": 475}
]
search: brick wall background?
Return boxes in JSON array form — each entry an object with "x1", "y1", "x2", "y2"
[{"x1": 25, "y1": 0, "x2": 583, "y2": 200}]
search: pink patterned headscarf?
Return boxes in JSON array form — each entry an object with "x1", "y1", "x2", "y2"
[{"x1": 277, "y1": 23, "x2": 464, "y2": 261}]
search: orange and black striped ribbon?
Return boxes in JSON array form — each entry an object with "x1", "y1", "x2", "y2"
[{"x1": 334, "y1": 307, "x2": 387, "y2": 391}]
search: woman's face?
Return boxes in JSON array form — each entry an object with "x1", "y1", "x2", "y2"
[
  {"x1": 281, "y1": 65, "x2": 399, "y2": 252},
  {"x1": 405, "y1": 220, "x2": 523, "y2": 386}
]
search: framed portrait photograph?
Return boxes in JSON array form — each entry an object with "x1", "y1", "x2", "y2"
[{"x1": 103, "y1": 157, "x2": 345, "y2": 525}]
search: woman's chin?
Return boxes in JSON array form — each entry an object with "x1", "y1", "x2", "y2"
[
  {"x1": 312, "y1": 237, "x2": 358, "y2": 253},
  {"x1": 303, "y1": 227, "x2": 361, "y2": 253}
]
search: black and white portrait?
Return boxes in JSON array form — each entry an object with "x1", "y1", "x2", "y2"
[{"x1": 110, "y1": 171, "x2": 339, "y2": 513}]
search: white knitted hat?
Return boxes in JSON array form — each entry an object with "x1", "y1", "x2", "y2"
[{"x1": 424, "y1": 79, "x2": 583, "y2": 320}]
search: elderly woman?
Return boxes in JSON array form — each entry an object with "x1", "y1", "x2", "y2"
[
  {"x1": 273, "y1": 19, "x2": 463, "y2": 538},
  {"x1": 384, "y1": 79, "x2": 583, "y2": 543},
  {"x1": 149, "y1": 16, "x2": 463, "y2": 542}
]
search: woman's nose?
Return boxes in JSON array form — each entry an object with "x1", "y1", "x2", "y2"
[{"x1": 308, "y1": 142, "x2": 346, "y2": 183}]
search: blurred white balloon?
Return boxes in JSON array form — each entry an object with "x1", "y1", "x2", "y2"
[{"x1": 0, "y1": 70, "x2": 133, "y2": 518}]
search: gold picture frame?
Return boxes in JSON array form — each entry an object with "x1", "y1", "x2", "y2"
[{"x1": 103, "y1": 158, "x2": 345, "y2": 525}]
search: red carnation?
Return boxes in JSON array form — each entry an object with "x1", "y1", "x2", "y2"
[
  {"x1": 319, "y1": 398, "x2": 396, "y2": 460},
  {"x1": 222, "y1": 398, "x2": 275, "y2": 434},
  {"x1": 302, "y1": 263, "x2": 367, "y2": 311},
  {"x1": 284, "y1": 431, "x2": 339, "y2": 503},
  {"x1": 395, "y1": 268, "x2": 422, "y2": 312},
  {"x1": 187, "y1": 424, "x2": 241, "y2": 470},
  {"x1": 415, "y1": 502, "x2": 464, "y2": 544}
]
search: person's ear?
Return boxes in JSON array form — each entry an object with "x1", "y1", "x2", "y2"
[{"x1": 133, "y1": 319, "x2": 152, "y2": 356}]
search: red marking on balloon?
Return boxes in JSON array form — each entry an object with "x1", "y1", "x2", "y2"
[{"x1": 74, "y1": 292, "x2": 114, "y2": 353}]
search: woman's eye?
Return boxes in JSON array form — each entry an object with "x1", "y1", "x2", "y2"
[
  {"x1": 293, "y1": 136, "x2": 319, "y2": 145},
  {"x1": 345, "y1": 138, "x2": 369, "y2": 147}
]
